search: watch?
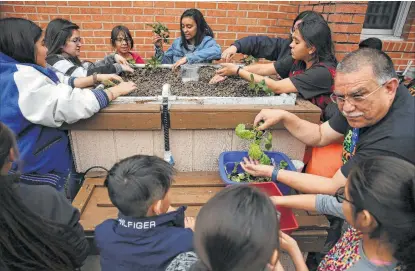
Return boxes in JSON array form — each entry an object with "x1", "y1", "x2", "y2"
[{"x1": 271, "y1": 165, "x2": 280, "y2": 183}]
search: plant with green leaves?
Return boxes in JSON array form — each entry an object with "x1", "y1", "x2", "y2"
[
  {"x1": 146, "y1": 22, "x2": 170, "y2": 44},
  {"x1": 248, "y1": 74, "x2": 273, "y2": 96},
  {"x1": 145, "y1": 56, "x2": 162, "y2": 70},
  {"x1": 241, "y1": 55, "x2": 258, "y2": 65}
]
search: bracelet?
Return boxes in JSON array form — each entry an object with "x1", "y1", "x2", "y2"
[
  {"x1": 271, "y1": 166, "x2": 280, "y2": 183},
  {"x1": 236, "y1": 66, "x2": 243, "y2": 76},
  {"x1": 92, "y1": 72, "x2": 98, "y2": 84}
]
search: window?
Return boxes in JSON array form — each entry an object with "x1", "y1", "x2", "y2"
[{"x1": 361, "y1": 1, "x2": 412, "y2": 40}]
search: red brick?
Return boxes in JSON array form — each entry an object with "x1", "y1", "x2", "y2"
[
  {"x1": 81, "y1": 45, "x2": 96, "y2": 51},
  {"x1": 329, "y1": 14, "x2": 353, "y2": 23},
  {"x1": 404, "y1": 43, "x2": 413, "y2": 52},
  {"x1": 224, "y1": 40, "x2": 234, "y2": 46},
  {"x1": 14, "y1": 5, "x2": 36, "y2": 13},
  {"x1": 58, "y1": 7, "x2": 80, "y2": 14},
  {"x1": 45, "y1": 1, "x2": 67, "y2": 6},
  {"x1": 82, "y1": 22, "x2": 103, "y2": 30},
  {"x1": 23, "y1": 1, "x2": 46, "y2": 4},
  {"x1": 353, "y1": 15, "x2": 365, "y2": 24},
  {"x1": 0, "y1": 5, "x2": 14, "y2": 12},
  {"x1": 211, "y1": 24, "x2": 226, "y2": 31},
  {"x1": 196, "y1": 2, "x2": 217, "y2": 9},
  {"x1": 174, "y1": 2, "x2": 195, "y2": 8},
  {"x1": 26, "y1": 13, "x2": 50, "y2": 21},
  {"x1": 218, "y1": 3, "x2": 238, "y2": 10},
  {"x1": 91, "y1": 15, "x2": 113, "y2": 22},
  {"x1": 331, "y1": 23, "x2": 349, "y2": 33},
  {"x1": 93, "y1": 30, "x2": 111, "y2": 37},
  {"x1": 238, "y1": 3, "x2": 259, "y2": 10},
  {"x1": 80, "y1": 7, "x2": 101, "y2": 14},
  {"x1": 134, "y1": 31, "x2": 152, "y2": 37},
  {"x1": 268, "y1": 26, "x2": 287, "y2": 34},
  {"x1": 111, "y1": 1, "x2": 132, "y2": 7},
  {"x1": 227, "y1": 10, "x2": 246, "y2": 17},
  {"x1": 258, "y1": 19, "x2": 278, "y2": 26},
  {"x1": 154, "y1": 1, "x2": 175, "y2": 8},
  {"x1": 122, "y1": 7, "x2": 143, "y2": 15},
  {"x1": 335, "y1": 4, "x2": 367, "y2": 14},
  {"x1": 206, "y1": 10, "x2": 227, "y2": 17},
  {"x1": 71, "y1": 15, "x2": 93, "y2": 22},
  {"x1": 247, "y1": 26, "x2": 267, "y2": 33},
  {"x1": 164, "y1": 9, "x2": 183, "y2": 16},
  {"x1": 313, "y1": 5, "x2": 323, "y2": 12},
  {"x1": 1, "y1": 1, "x2": 24, "y2": 4},
  {"x1": 68, "y1": 1, "x2": 90, "y2": 6},
  {"x1": 36, "y1": 6, "x2": 57, "y2": 13},
  {"x1": 279, "y1": 19, "x2": 293, "y2": 27},
  {"x1": 237, "y1": 18, "x2": 258, "y2": 25},
  {"x1": 86, "y1": 51, "x2": 106, "y2": 58},
  {"x1": 135, "y1": 15, "x2": 155, "y2": 23},
  {"x1": 217, "y1": 17, "x2": 237, "y2": 25},
  {"x1": 83, "y1": 37, "x2": 105, "y2": 44},
  {"x1": 133, "y1": 1, "x2": 153, "y2": 7},
  {"x1": 268, "y1": 12, "x2": 287, "y2": 19},
  {"x1": 388, "y1": 52, "x2": 403, "y2": 58},
  {"x1": 95, "y1": 44, "x2": 111, "y2": 51},
  {"x1": 248, "y1": 11, "x2": 268, "y2": 19},
  {"x1": 263, "y1": 4, "x2": 280, "y2": 12},
  {"x1": 4, "y1": 12, "x2": 26, "y2": 19},
  {"x1": 90, "y1": 1, "x2": 111, "y2": 7},
  {"x1": 335, "y1": 43, "x2": 355, "y2": 52},
  {"x1": 205, "y1": 17, "x2": 216, "y2": 25},
  {"x1": 143, "y1": 8, "x2": 164, "y2": 15},
  {"x1": 217, "y1": 32, "x2": 237, "y2": 39},
  {"x1": 323, "y1": 5, "x2": 335, "y2": 13},
  {"x1": 399, "y1": 43, "x2": 407, "y2": 51},
  {"x1": 333, "y1": 33, "x2": 348, "y2": 43},
  {"x1": 112, "y1": 14, "x2": 133, "y2": 22},
  {"x1": 286, "y1": 13, "x2": 297, "y2": 20},
  {"x1": 228, "y1": 25, "x2": 247, "y2": 32},
  {"x1": 279, "y1": 5, "x2": 298, "y2": 13},
  {"x1": 49, "y1": 14, "x2": 71, "y2": 21},
  {"x1": 402, "y1": 52, "x2": 415, "y2": 59},
  {"x1": 155, "y1": 15, "x2": 178, "y2": 23},
  {"x1": 348, "y1": 34, "x2": 361, "y2": 43}
]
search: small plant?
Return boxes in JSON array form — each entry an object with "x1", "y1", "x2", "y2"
[
  {"x1": 147, "y1": 22, "x2": 170, "y2": 44},
  {"x1": 241, "y1": 55, "x2": 258, "y2": 65},
  {"x1": 248, "y1": 74, "x2": 273, "y2": 96},
  {"x1": 127, "y1": 58, "x2": 136, "y2": 65},
  {"x1": 227, "y1": 122, "x2": 278, "y2": 183},
  {"x1": 145, "y1": 56, "x2": 162, "y2": 70}
]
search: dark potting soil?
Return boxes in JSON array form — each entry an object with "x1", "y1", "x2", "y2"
[{"x1": 122, "y1": 66, "x2": 271, "y2": 97}]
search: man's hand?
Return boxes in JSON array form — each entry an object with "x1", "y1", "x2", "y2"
[
  {"x1": 216, "y1": 63, "x2": 239, "y2": 77},
  {"x1": 221, "y1": 45, "x2": 238, "y2": 62},
  {"x1": 172, "y1": 57, "x2": 187, "y2": 72},
  {"x1": 97, "y1": 74, "x2": 124, "y2": 83},
  {"x1": 209, "y1": 74, "x2": 227, "y2": 85},
  {"x1": 240, "y1": 157, "x2": 273, "y2": 177},
  {"x1": 254, "y1": 109, "x2": 287, "y2": 130}
]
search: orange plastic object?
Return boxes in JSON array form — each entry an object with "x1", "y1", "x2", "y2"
[{"x1": 305, "y1": 143, "x2": 343, "y2": 178}]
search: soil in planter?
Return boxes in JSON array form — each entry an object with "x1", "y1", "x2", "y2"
[{"x1": 122, "y1": 66, "x2": 272, "y2": 97}]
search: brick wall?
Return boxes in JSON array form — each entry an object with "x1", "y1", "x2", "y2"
[{"x1": 0, "y1": 1, "x2": 414, "y2": 72}]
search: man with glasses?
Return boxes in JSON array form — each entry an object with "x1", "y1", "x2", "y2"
[{"x1": 241, "y1": 48, "x2": 415, "y2": 195}]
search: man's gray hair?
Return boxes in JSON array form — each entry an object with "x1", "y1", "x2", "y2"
[{"x1": 337, "y1": 48, "x2": 398, "y2": 85}]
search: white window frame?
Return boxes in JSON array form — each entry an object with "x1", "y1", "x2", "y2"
[{"x1": 361, "y1": 1, "x2": 412, "y2": 41}]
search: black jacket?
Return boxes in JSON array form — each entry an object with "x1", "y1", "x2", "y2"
[
  {"x1": 234, "y1": 36, "x2": 293, "y2": 78},
  {"x1": 18, "y1": 183, "x2": 90, "y2": 267}
]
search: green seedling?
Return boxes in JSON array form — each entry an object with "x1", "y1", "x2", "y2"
[
  {"x1": 145, "y1": 56, "x2": 162, "y2": 70},
  {"x1": 147, "y1": 22, "x2": 170, "y2": 44},
  {"x1": 248, "y1": 74, "x2": 273, "y2": 96},
  {"x1": 241, "y1": 55, "x2": 258, "y2": 65}
]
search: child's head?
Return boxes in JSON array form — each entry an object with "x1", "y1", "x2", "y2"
[
  {"x1": 0, "y1": 18, "x2": 47, "y2": 67},
  {"x1": 290, "y1": 18, "x2": 336, "y2": 64},
  {"x1": 359, "y1": 37, "x2": 383, "y2": 51},
  {"x1": 45, "y1": 18, "x2": 81, "y2": 58},
  {"x1": 191, "y1": 185, "x2": 280, "y2": 271},
  {"x1": 111, "y1": 25, "x2": 134, "y2": 55},
  {"x1": 180, "y1": 9, "x2": 214, "y2": 50},
  {"x1": 291, "y1": 10, "x2": 326, "y2": 35},
  {"x1": 106, "y1": 155, "x2": 175, "y2": 217},
  {"x1": 337, "y1": 156, "x2": 415, "y2": 268},
  {"x1": 0, "y1": 122, "x2": 19, "y2": 174}
]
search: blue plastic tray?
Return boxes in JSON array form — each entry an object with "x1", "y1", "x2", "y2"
[{"x1": 218, "y1": 151, "x2": 296, "y2": 195}]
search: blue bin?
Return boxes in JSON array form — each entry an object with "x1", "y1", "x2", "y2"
[{"x1": 218, "y1": 151, "x2": 296, "y2": 195}]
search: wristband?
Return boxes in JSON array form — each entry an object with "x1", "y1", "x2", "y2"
[
  {"x1": 236, "y1": 66, "x2": 243, "y2": 76},
  {"x1": 92, "y1": 72, "x2": 98, "y2": 84},
  {"x1": 271, "y1": 166, "x2": 280, "y2": 183}
]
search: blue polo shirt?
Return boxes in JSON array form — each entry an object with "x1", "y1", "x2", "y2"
[{"x1": 95, "y1": 206, "x2": 194, "y2": 271}]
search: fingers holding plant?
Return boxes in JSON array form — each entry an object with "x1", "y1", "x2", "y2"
[
  {"x1": 172, "y1": 57, "x2": 187, "y2": 72},
  {"x1": 254, "y1": 109, "x2": 285, "y2": 130}
]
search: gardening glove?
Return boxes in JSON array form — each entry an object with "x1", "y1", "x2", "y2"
[{"x1": 217, "y1": 63, "x2": 238, "y2": 77}]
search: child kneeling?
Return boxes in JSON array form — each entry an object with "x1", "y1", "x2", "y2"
[{"x1": 95, "y1": 155, "x2": 194, "y2": 271}]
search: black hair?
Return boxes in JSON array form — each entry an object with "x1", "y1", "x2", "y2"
[
  {"x1": 0, "y1": 18, "x2": 42, "y2": 64},
  {"x1": 180, "y1": 9, "x2": 214, "y2": 51},
  {"x1": 296, "y1": 18, "x2": 337, "y2": 65},
  {"x1": 191, "y1": 185, "x2": 280, "y2": 271},
  {"x1": 292, "y1": 10, "x2": 326, "y2": 32},
  {"x1": 110, "y1": 25, "x2": 134, "y2": 49},
  {"x1": 106, "y1": 155, "x2": 175, "y2": 217},
  {"x1": 359, "y1": 37, "x2": 383, "y2": 50},
  {"x1": 337, "y1": 48, "x2": 398, "y2": 84},
  {"x1": 0, "y1": 122, "x2": 82, "y2": 271},
  {"x1": 348, "y1": 156, "x2": 415, "y2": 269},
  {"x1": 44, "y1": 18, "x2": 80, "y2": 62}
]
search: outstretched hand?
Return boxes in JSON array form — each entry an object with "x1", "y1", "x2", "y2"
[
  {"x1": 254, "y1": 109, "x2": 286, "y2": 130},
  {"x1": 240, "y1": 157, "x2": 273, "y2": 177}
]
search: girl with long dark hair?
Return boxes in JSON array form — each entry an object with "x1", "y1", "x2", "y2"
[
  {"x1": 110, "y1": 25, "x2": 145, "y2": 64},
  {"x1": 0, "y1": 121, "x2": 89, "y2": 271},
  {"x1": 0, "y1": 17, "x2": 136, "y2": 198},
  {"x1": 217, "y1": 17, "x2": 337, "y2": 121},
  {"x1": 45, "y1": 18, "x2": 134, "y2": 77},
  {"x1": 154, "y1": 8, "x2": 221, "y2": 70},
  {"x1": 272, "y1": 156, "x2": 415, "y2": 271}
]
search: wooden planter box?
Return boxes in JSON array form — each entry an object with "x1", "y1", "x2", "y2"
[{"x1": 64, "y1": 99, "x2": 321, "y2": 173}]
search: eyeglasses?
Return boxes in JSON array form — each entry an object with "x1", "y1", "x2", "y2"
[
  {"x1": 330, "y1": 82, "x2": 387, "y2": 106},
  {"x1": 114, "y1": 38, "x2": 131, "y2": 44},
  {"x1": 334, "y1": 186, "x2": 353, "y2": 204},
  {"x1": 70, "y1": 37, "x2": 82, "y2": 44}
]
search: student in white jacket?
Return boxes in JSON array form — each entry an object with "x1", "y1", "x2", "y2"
[{"x1": 0, "y1": 17, "x2": 136, "y2": 199}]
